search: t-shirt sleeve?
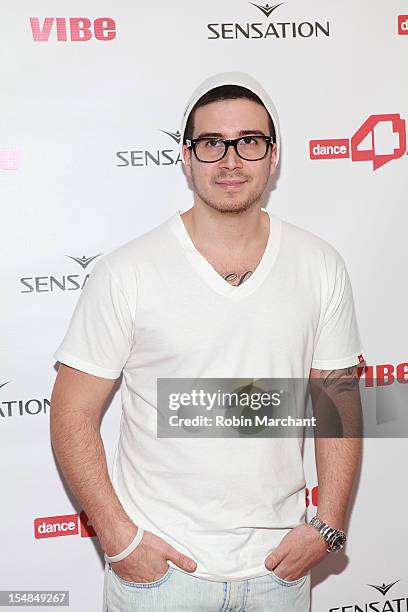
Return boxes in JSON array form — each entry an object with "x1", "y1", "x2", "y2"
[
  {"x1": 311, "y1": 255, "x2": 366, "y2": 370},
  {"x1": 53, "y1": 258, "x2": 135, "y2": 379}
]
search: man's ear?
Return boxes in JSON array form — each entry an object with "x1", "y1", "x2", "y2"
[
  {"x1": 269, "y1": 143, "x2": 277, "y2": 176},
  {"x1": 183, "y1": 144, "x2": 192, "y2": 176}
]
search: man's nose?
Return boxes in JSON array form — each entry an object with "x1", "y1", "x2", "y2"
[{"x1": 219, "y1": 143, "x2": 243, "y2": 169}]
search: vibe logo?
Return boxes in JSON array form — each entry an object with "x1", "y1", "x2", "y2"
[
  {"x1": 360, "y1": 362, "x2": 408, "y2": 387},
  {"x1": 398, "y1": 15, "x2": 408, "y2": 35},
  {"x1": 310, "y1": 113, "x2": 407, "y2": 171},
  {"x1": 305, "y1": 485, "x2": 318, "y2": 508},
  {"x1": 0, "y1": 148, "x2": 22, "y2": 171},
  {"x1": 30, "y1": 17, "x2": 116, "y2": 42}
]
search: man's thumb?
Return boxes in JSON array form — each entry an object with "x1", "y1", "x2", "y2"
[
  {"x1": 168, "y1": 548, "x2": 197, "y2": 573},
  {"x1": 265, "y1": 548, "x2": 283, "y2": 570}
]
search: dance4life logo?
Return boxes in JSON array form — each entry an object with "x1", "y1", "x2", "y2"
[
  {"x1": 116, "y1": 129, "x2": 182, "y2": 168},
  {"x1": 398, "y1": 15, "x2": 408, "y2": 35},
  {"x1": 329, "y1": 580, "x2": 408, "y2": 612},
  {"x1": 34, "y1": 511, "x2": 96, "y2": 539},
  {"x1": 310, "y1": 114, "x2": 407, "y2": 171},
  {"x1": 20, "y1": 253, "x2": 102, "y2": 294},
  {"x1": 30, "y1": 17, "x2": 116, "y2": 42},
  {"x1": 207, "y1": 2, "x2": 330, "y2": 39}
]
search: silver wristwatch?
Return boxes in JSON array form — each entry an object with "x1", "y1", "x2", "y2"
[{"x1": 308, "y1": 516, "x2": 346, "y2": 553}]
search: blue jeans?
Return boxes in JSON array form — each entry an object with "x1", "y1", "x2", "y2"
[{"x1": 104, "y1": 561, "x2": 311, "y2": 611}]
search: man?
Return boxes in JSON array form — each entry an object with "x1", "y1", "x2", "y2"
[{"x1": 51, "y1": 72, "x2": 366, "y2": 612}]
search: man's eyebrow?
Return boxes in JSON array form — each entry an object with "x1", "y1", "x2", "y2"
[{"x1": 194, "y1": 129, "x2": 267, "y2": 139}]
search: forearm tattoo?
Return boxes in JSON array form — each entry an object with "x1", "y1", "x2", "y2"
[
  {"x1": 312, "y1": 364, "x2": 365, "y2": 438},
  {"x1": 319, "y1": 365, "x2": 361, "y2": 391}
]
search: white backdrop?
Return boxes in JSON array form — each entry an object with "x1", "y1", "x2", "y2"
[{"x1": 1, "y1": 1, "x2": 408, "y2": 610}]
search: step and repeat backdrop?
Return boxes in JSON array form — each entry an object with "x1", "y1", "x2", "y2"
[{"x1": 1, "y1": 1, "x2": 407, "y2": 610}]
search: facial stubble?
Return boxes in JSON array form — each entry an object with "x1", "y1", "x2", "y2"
[{"x1": 190, "y1": 164, "x2": 269, "y2": 215}]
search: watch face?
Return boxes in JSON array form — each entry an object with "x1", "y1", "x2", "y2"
[{"x1": 330, "y1": 532, "x2": 346, "y2": 551}]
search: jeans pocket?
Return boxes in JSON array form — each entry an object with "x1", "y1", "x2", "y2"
[
  {"x1": 268, "y1": 569, "x2": 308, "y2": 587},
  {"x1": 110, "y1": 564, "x2": 174, "y2": 589}
]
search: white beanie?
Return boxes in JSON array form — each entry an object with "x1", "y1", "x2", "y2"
[{"x1": 180, "y1": 71, "x2": 281, "y2": 166}]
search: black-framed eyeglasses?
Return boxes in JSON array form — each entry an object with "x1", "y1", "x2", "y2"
[{"x1": 185, "y1": 135, "x2": 275, "y2": 163}]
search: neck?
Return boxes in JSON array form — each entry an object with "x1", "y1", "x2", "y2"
[{"x1": 180, "y1": 202, "x2": 269, "y2": 255}]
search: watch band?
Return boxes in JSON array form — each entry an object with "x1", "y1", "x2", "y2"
[{"x1": 308, "y1": 516, "x2": 346, "y2": 553}]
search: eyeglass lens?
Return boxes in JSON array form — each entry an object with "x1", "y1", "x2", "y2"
[{"x1": 195, "y1": 136, "x2": 269, "y2": 162}]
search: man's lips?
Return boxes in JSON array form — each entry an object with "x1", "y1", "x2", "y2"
[{"x1": 216, "y1": 180, "x2": 247, "y2": 189}]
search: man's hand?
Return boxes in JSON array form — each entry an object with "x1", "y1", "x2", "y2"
[
  {"x1": 109, "y1": 530, "x2": 197, "y2": 583},
  {"x1": 264, "y1": 524, "x2": 328, "y2": 581}
]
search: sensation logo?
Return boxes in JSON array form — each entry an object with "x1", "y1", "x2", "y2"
[
  {"x1": 160, "y1": 130, "x2": 181, "y2": 144},
  {"x1": 20, "y1": 253, "x2": 102, "y2": 294},
  {"x1": 207, "y1": 1, "x2": 330, "y2": 40},
  {"x1": 310, "y1": 113, "x2": 407, "y2": 171},
  {"x1": 65, "y1": 254, "x2": 102, "y2": 269},
  {"x1": 0, "y1": 381, "x2": 49, "y2": 418},
  {"x1": 249, "y1": 3, "x2": 284, "y2": 17},
  {"x1": 369, "y1": 582, "x2": 400, "y2": 596},
  {"x1": 116, "y1": 129, "x2": 182, "y2": 168},
  {"x1": 30, "y1": 17, "x2": 116, "y2": 42},
  {"x1": 329, "y1": 580, "x2": 408, "y2": 612}
]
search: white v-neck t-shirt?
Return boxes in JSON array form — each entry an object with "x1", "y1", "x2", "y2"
[{"x1": 53, "y1": 208, "x2": 365, "y2": 581}]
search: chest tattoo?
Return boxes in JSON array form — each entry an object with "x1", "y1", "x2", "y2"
[{"x1": 221, "y1": 270, "x2": 253, "y2": 286}]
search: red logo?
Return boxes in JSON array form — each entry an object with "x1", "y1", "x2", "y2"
[
  {"x1": 309, "y1": 139, "x2": 349, "y2": 160},
  {"x1": 358, "y1": 354, "x2": 365, "y2": 363},
  {"x1": 79, "y1": 510, "x2": 96, "y2": 538},
  {"x1": 30, "y1": 17, "x2": 116, "y2": 42},
  {"x1": 398, "y1": 15, "x2": 408, "y2": 35},
  {"x1": 34, "y1": 514, "x2": 79, "y2": 539},
  {"x1": 305, "y1": 486, "x2": 318, "y2": 508},
  {"x1": 0, "y1": 148, "x2": 22, "y2": 171},
  {"x1": 310, "y1": 113, "x2": 407, "y2": 171},
  {"x1": 34, "y1": 511, "x2": 96, "y2": 539},
  {"x1": 358, "y1": 362, "x2": 408, "y2": 386},
  {"x1": 351, "y1": 114, "x2": 406, "y2": 170}
]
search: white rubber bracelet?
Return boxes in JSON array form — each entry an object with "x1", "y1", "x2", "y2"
[{"x1": 104, "y1": 527, "x2": 144, "y2": 563}]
